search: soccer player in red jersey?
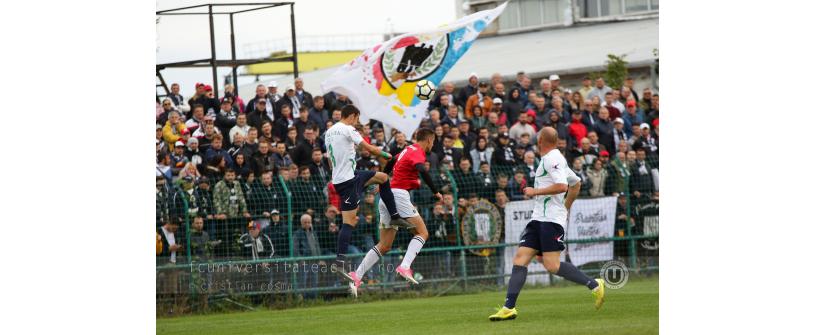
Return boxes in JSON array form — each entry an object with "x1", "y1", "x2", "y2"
[{"x1": 346, "y1": 128, "x2": 441, "y2": 296}]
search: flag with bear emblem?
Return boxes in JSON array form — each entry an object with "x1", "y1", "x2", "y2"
[{"x1": 321, "y1": 2, "x2": 507, "y2": 137}]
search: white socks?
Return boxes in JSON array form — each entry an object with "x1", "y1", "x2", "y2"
[
  {"x1": 399, "y1": 236, "x2": 426, "y2": 269},
  {"x1": 355, "y1": 246, "x2": 382, "y2": 278}
]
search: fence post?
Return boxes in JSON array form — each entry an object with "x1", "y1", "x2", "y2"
[
  {"x1": 445, "y1": 170, "x2": 468, "y2": 291},
  {"x1": 278, "y1": 175, "x2": 297, "y2": 293}
]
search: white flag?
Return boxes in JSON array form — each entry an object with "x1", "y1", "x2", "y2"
[{"x1": 321, "y1": 2, "x2": 508, "y2": 138}]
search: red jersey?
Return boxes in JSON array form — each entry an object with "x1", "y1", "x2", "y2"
[{"x1": 389, "y1": 144, "x2": 427, "y2": 190}]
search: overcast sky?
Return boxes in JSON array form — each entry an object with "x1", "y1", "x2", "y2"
[{"x1": 157, "y1": 0, "x2": 457, "y2": 97}]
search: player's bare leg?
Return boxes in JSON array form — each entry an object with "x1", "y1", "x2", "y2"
[
  {"x1": 349, "y1": 228, "x2": 397, "y2": 296},
  {"x1": 395, "y1": 216, "x2": 428, "y2": 284}
]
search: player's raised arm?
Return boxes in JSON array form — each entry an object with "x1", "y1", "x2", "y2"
[{"x1": 357, "y1": 136, "x2": 392, "y2": 160}]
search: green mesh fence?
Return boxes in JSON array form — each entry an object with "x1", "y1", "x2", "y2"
[{"x1": 156, "y1": 150, "x2": 658, "y2": 314}]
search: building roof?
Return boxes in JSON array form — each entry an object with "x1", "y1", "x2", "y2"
[{"x1": 239, "y1": 18, "x2": 658, "y2": 97}]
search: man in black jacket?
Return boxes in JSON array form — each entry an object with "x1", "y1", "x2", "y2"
[
  {"x1": 294, "y1": 77, "x2": 314, "y2": 109},
  {"x1": 247, "y1": 99, "x2": 273, "y2": 131},
  {"x1": 245, "y1": 84, "x2": 273, "y2": 116},
  {"x1": 594, "y1": 107, "x2": 615, "y2": 155},
  {"x1": 308, "y1": 148, "x2": 331, "y2": 185},
  {"x1": 291, "y1": 126, "x2": 322, "y2": 167}
]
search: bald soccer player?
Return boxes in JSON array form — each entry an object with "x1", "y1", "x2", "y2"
[{"x1": 489, "y1": 127, "x2": 606, "y2": 322}]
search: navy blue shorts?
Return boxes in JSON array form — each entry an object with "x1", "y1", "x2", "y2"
[
  {"x1": 333, "y1": 170, "x2": 377, "y2": 211},
  {"x1": 518, "y1": 220, "x2": 566, "y2": 254}
]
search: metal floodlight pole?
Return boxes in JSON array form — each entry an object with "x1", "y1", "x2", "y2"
[
  {"x1": 208, "y1": 5, "x2": 219, "y2": 99},
  {"x1": 289, "y1": 3, "x2": 299, "y2": 79},
  {"x1": 230, "y1": 13, "x2": 238, "y2": 87}
]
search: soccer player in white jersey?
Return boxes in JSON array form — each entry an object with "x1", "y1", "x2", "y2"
[
  {"x1": 489, "y1": 127, "x2": 606, "y2": 322},
  {"x1": 347, "y1": 128, "x2": 442, "y2": 297},
  {"x1": 324, "y1": 105, "x2": 410, "y2": 282}
]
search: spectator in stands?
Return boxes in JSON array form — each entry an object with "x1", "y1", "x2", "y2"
[
  {"x1": 453, "y1": 157, "x2": 478, "y2": 197},
  {"x1": 237, "y1": 221, "x2": 274, "y2": 260},
  {"x1": 612, "y1": 118, "x2": 629, "y2": 154},
  {"x1": 568, "y1": 109, "x2": 588, "y2": 145},
  {"x1": 251, "y1": 140, "x2": 274, "y2": 177},
  {"x1": 594, "y1": 107, "x2": 614, "y2": 154},
  {"x1": 586, "y1": 159, "x2": 608, "y2": 197},
  {"x1": 644, "y1": 94, "x2": 659, "y2": 124},
  {"x1": 212, "y1": 169, "x2": 250, "y2": 220},
  {"x1": 470, "y1": 105, "x2": 488, "y2": 130},
  {"x1": 492, "y1": 133, "x2": 516, "y2": 167},
  {"x1": 162, "y1": 111, "x2": 186, "y2": 151},
  {"x1": 185, "y1": 104, "x2": 206, "y2": 135},
  {"x1": 292, "y1": 126, "x2": 321, "y2": 167},
  {"x1": 476, "y1": 162, "x2": 496, "y2": 201},
  {"x1": 507, "y1": 169, "x2": 527, "y2": 201},
  {"x1": 577, "y1": 76, "x2": 592, "y2": 100},
  {"x1": 470, "y1": 137, "x2": 494, "y2": 172},
  {"x1": 228, "y1": 133, "x2": 250, "y2": 160},
  {"x1": 502, "y1": 87, "x2": 524, "y2": 126},
  {"x1": 588, "y1": 77, "x2": 612, "y2": 100},
  {"x1": 157, "y1": 152, "x2": 172, "y2": 180},
  {"x1": 639, "y1": 123, "x2": 659, "y2": 158},
  {"x1": 603, "y1": 92, "x2": 622, "y2": 120},
  {"x1": 245, "y1": 84, "x2": 272, "y2": 116},
  {"x1": 293, "y1": 213, "x2": 321, "y2": 296},
  {"x1": 293, "y1": 106, "x2": 311, "y2": 138},
  {"x1": 456, "y1": 73, "x2": 479, "y2": 107},
  {"x1": 442, "y1": 104, "x2": 462, "y2": 127},
  {"x1": 309, "y1": 96, "x2": 328, "y2": 133},
  {"x1": 543, "y1": 108, "x2": 568, "y2": 143},
  {"x1": 276, "y1": 84, "x2": 301, "y2": 119},
  {"x1": 508, "y1": 112, "x2": 535, "y2": 142},
  {"x1": 273, "y1": 142, "x2": 293, "y2": 169},
  {"x1": 249, "y1": 171, "x2": 284, "y2": 218},
  {"x1": 621, "y1": 100, "x2": 644, "y2": 136},
  {"x1": 215, "y1": 99, "x2": 238, "y2": 137},
  {"x1": 294, "y1": 77, "x2": 314, "y2": 109},
  {"x1": 308, "y1": 148, "x2": 331, "y2": 184},
  {"x1": 228, "y1": 113, "x2": 249, "y2": 143},
  {"x1": 273, "y1": 106, "x2": 294, "y2": 142},
  {"x1": 204, "y1": 134, "x2": 234, "y2": 169},
  {"x1": 630, "y1": 148, "x2": 655, "y2": 202},
  {"x1": 263, "y1": 209, "x2": 288, "y2": 258},
  {"x1": 157, "y1": 216, "x2": 182, "y2": 308},
  {"x1": 440, "y1": 135, "x2": 463, "y2": 168},
  {"x1": 571, "y1": 158, "x2": 592, "y2": 196},
  {"x1": 521, "y1": 151, "x2": 537, "y2": 183},
  {"x1": 190, "y1": 214, "x2": 218, "y2": 264},
  {"x1": 233, "y1": 152, "x2": 251, "y2": 180},
  {"x1": 465, "y1": 81, "x2": 493, "y2": 119},
  {"x1": 247, "y1": 99, "x2": 273, "y2": 131}
]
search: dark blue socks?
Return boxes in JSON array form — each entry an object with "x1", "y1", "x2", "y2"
[
  {"x1": 504, "y1": 265, "x2": 528, "y2": 309},
  {"x1": 556, "y1": 261, "x2": 598, "y2": 290},
  {"x1": 336, "y1": 223, "x2": 355, "y2": 256}
]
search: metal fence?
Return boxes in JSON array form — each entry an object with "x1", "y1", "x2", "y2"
[{"x1": 156, "y1": 153, "x2": 658, "y2": 314}]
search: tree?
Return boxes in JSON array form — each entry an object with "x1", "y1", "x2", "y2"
[{"x1": 604, "y1": 54, "x2": 629, "y2": 90}]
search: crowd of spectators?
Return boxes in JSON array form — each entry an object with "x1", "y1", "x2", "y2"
[{"x1": 156, "y1": 71, "x2": 659, "y2": 271}]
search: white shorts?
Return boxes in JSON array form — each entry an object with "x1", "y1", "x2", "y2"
[{"x1": 378, "y1": 188, "x2": 419, "y2": 230}]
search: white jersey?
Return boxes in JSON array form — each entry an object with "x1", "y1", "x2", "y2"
[
  {"x1": 530, "y1": 149, "x2": 577, "y2": 227},
  {"x1": 324, "y1": 122, "x2": 363, "y2": 184}
]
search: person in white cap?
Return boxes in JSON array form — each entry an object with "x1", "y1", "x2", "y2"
[
  {"x1": 457, "y1": 72, "x2": 479, "y2": 107},
  {"x1": 275, "y1": 84, "x2": 301, "y2": 119},
  {"x1": 267, "y1": 81, "x2": 282, "y2": 103},
  {"x1": 549, "y1": 74, "x2": 561, "y2": 91},
  {"x1": 612, "y1": 117, "x2": 629, "y2": 151}
]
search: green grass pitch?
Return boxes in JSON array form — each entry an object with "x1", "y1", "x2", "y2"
[{"x1": 157, "y1": 276, "x2": 658, "y2": 335}]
